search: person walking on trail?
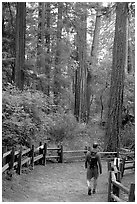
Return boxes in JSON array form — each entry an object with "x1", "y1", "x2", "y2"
[{"x1": 85, "y1": 142, "x2": 102, "y2": 195}]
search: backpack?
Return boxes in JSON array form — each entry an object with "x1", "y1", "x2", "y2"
[{"x1": 89, "y1": 151, "x2": 97, "y2": 169}]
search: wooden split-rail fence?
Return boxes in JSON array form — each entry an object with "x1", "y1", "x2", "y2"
[
  {"x1": 2, "y1": 143, "x2": 135, "y2": 202},
  {"x1": 107, "y1": 154, "x2": 135, "y2": 202},
  {"x1": 2, "y1": 143, "x2": 118, "y2": 175},
  {"x1": 3, "y1": 143, "x2": 134, "y2": 175},
  {"x1": 108, "y1": 169, "x2": 135, "y2": 202},
  {"x1": 2, "y1": 142, "x2": 64, "y2": 175}
]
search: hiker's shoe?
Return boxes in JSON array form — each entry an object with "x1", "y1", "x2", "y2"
[
  {"x1": 92, "y1": 189, "x2": 96, "y2": 194},
  {"x1": 88, "y1": 188, "x2": 91, "y2": 195}
]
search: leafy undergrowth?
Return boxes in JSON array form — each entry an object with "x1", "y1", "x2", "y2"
[
  {"x1": 62, "y1": 122, "x2": 105, "y2": 151},
  {"x1": 2, "y1": 84, "x2": 106, "y2": 151},
  {"x1": 3, "y1": 84, "x2": 134, "y2": 153}
]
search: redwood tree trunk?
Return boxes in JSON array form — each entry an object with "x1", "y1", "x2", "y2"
[
  {"x1": 105, "y1": 3, "x2": 128, "y2": 151},
  {"x1": 41, "y1": 3, "x2": 45, "y2": 72},
  {"x1": 79, "y1": 6, "x2": 87, "y2": 122},
  {"x1": 45, "y1": 2, "x2": 51, "y2": 96},
  {"x1": 74, "y1": 3, "x2": 87, "y2": 122},
  {"x1": 74, "y1": 67, "x2": 80, "y2": 121},
  {"x1": 54, "y1": 2, "x2": 63, "y2": 105},
  {"x1": 86, "y1": 3, "x2": 102, "y2": 123},
  {"x1": 37, "y1": 3, "x2": 42, "y2": 73},
  {"x1": 15, "y1": 2, "x2": 26, "y2": 90}
]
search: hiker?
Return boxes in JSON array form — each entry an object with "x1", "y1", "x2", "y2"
[{"x1": 85, "y1": 142, "x2": 102, "y2": 195}]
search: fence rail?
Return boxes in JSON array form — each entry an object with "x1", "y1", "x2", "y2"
[
  {"x1": 22, "y1": 148, "x2": 31, "y2": 156},
  {"x1": 2, "y1": 142, "x2": 63, "y2": 175},
  {"x1": 107, "y1": 157, "x2": 135, "y2": 202},
  {"x1": 3, "y1": 150, "x2": 12, "y2": 158},
  {"x1": 2, "y1": 144, "x2": 134, "y2": 177},
  {"x1": 108, "y1": 170, "x2": 135, "y2": 202},
  {"x1": 2, "y1": 144, "x2": 135, "y2": 202},
  {"x1": 2, "y1": 163, "x2": 9, "y2": 173},
  {"x1": 2, "y1": 143, "x2": 119, "y2": 175}
]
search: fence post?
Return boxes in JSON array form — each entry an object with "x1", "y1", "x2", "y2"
[
  {"x1": 117, "y1": 171, "x2": 121, "y2": 183},
  {"x1": 58, "y1": 144, "x2": 63, "y2": 163},
  {"x1": 116, "y1": 158, "x2": 119, "y2": 170},
  {"x1": 39, "y1": 142, "x2": 43, "y2": 165},
  {"x1": 113, "y1": 171, "x2": 121, "y2": 197},
  {"x1": 128, "y1": 183, "x2": 135, "y2": 202},
  {"x1": 9, "y1": 147, "x2": 15, "y2": 170},
  {"x1": 31, "y1": 145, "x2": 34, "y2": 169},
  {"x1": 84, "y1": 146, "x2": 87, "y2": 155},
  {"x1": 116, "y1": 148, "x2": 119, "y2": 158},
  {"x1": 107, "y1": 161, "x2": 111, "y2": 171},
  {"x1": 119, "y1": 161, "x2": 123, "y2": 176},
  {"x1": 17, "y1": 145, "x2": 22, "y2": 175},
  {"x1": 60, "y1": 145, "x2": 63, "y2": 163},
  {"x1": 133, "y1": 160, "x2": 135, "y2": 169},
  {"x1": 108, "y1": 171, "x2": 112, "y2": 202},
  {"x1": 43, "y1": 143, "x2": 47, "y2": 166},
  {"x1": 2, "y1": 146, "x2": 7, "y2": 166},
  {"x1": 114, "y1": 151, "x2": 117, "y2": 158},
  {"x1": 122, "y1": 158, "x2": 126, "y2": 177}
]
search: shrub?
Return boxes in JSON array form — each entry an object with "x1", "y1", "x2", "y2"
[
  {"x1": 120, "y1": 124, "x2": 135, "y2": 148},
  {"x1": 2, "y1": 85, "x2": 55, "y2": 148},
  {"x1": 2, "y1": 84, "x2": 106, "y2": 150},
  {"x1": 2, "y1": 84, "x2": 78, "y2": 148},
  {"x1": 48, "y1": 112, "x2": 77, "y2": 143}
]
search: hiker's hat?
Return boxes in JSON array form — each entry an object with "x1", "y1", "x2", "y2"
[{"x1": 93, "y1": 142, "x2": 98, "y2": 148}]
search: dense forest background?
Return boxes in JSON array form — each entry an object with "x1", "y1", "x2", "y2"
[{"x1": 2, "y1": 2, "x2": 135, "y2": 151}]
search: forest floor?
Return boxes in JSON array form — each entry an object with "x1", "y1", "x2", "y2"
[{"x1": 2, "y1": 161, "x2": 135, "y2": 202}]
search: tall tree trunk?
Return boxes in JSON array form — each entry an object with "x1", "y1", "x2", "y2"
[
  {"x1": 105, "y1": 3, "x2": 128, "y2": 151},
  {"x1": 74, "y1": 4, "x2": 80, "y2": 120},
  {"x1": 79, "y1": 9, "x2": 87, "y2": 122},
  {"x1": 74, "y1": 66, "x2": 80, "y2": 121},
  {"x1": 45, "y1": 3, "x2": 51, "y2": 96},
  {"x1": 86, "y1": 72, "x2": 92, "y2": 122},
  {"x1": 90, "y1": 4, "x2": 101, "y2": 61},
  {"x1": 37, "y1": 3, "x2": 46, "y2": 74},
  {"x1": 37, "y1": 3, "x2": 42, "y2": 73},
  {"x1": 2, "y1": 3, "x2": 6, "y2": 37},
  {"x1": 41, "y1": 3, "x2": 45, "y2": 72},
  {"x1": 127, "y1": 23, "x2": 134, "y2": 74},
  {"x1": 74, "y1": 3, "x2": 87, "y2": 122},
  {"x1": 86, "y1": 3, "x2": 102, "y2": 123},
  {"x1": 54, "y1": 2, "x2": 63, "y2": 105},
  {"x1": 15, "y1": 2, "x2": 26, "y2": 90}
]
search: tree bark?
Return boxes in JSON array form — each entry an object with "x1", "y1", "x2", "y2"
[
  {"x1": 41, "y1": 3, "x2": 45, "y2": 72},
  {"x1": 127, "y1": 23, "x2": 134, "y2": 74},
  {"x1": 37, "y1": 3, "x2": 42, "y2": 73},
  {"x1": 45, "y1": 2, "x2": 51, "y2": 96},
  {"x1": 79, "y1": 5, "x2": 87, "y2": 122},
  {"x1": 74, "y1": 3, "x2": 87, "y2": 122},
  {"x1": 15, "y1": 2, "x2": 26, "y2": 90},
  {"x1": 86, "y1": 3, "x2": 102, "y2": 123},
  {"x1": 90, "y1": 4, "x2": 102, "y2": 61},
  {"x1": 105, "y1": 3, "x2": 128, "y2": 151},
  {"x1": 54, "y1": 2, "x2": 63, "y2": 105},
  {"x1": 37, "y1": 3, "x2": 46, "y2": 75},
  {"x1": 74, "y1": 67, "x2": 80, "y2": 121},
  {"x1": 2, "y1": 3, "x2": 7, "y2": 37}
]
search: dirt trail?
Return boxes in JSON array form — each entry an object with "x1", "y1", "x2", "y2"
[{"x1": 3, "y1": 161, "x2": 108, "y2": 202}]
